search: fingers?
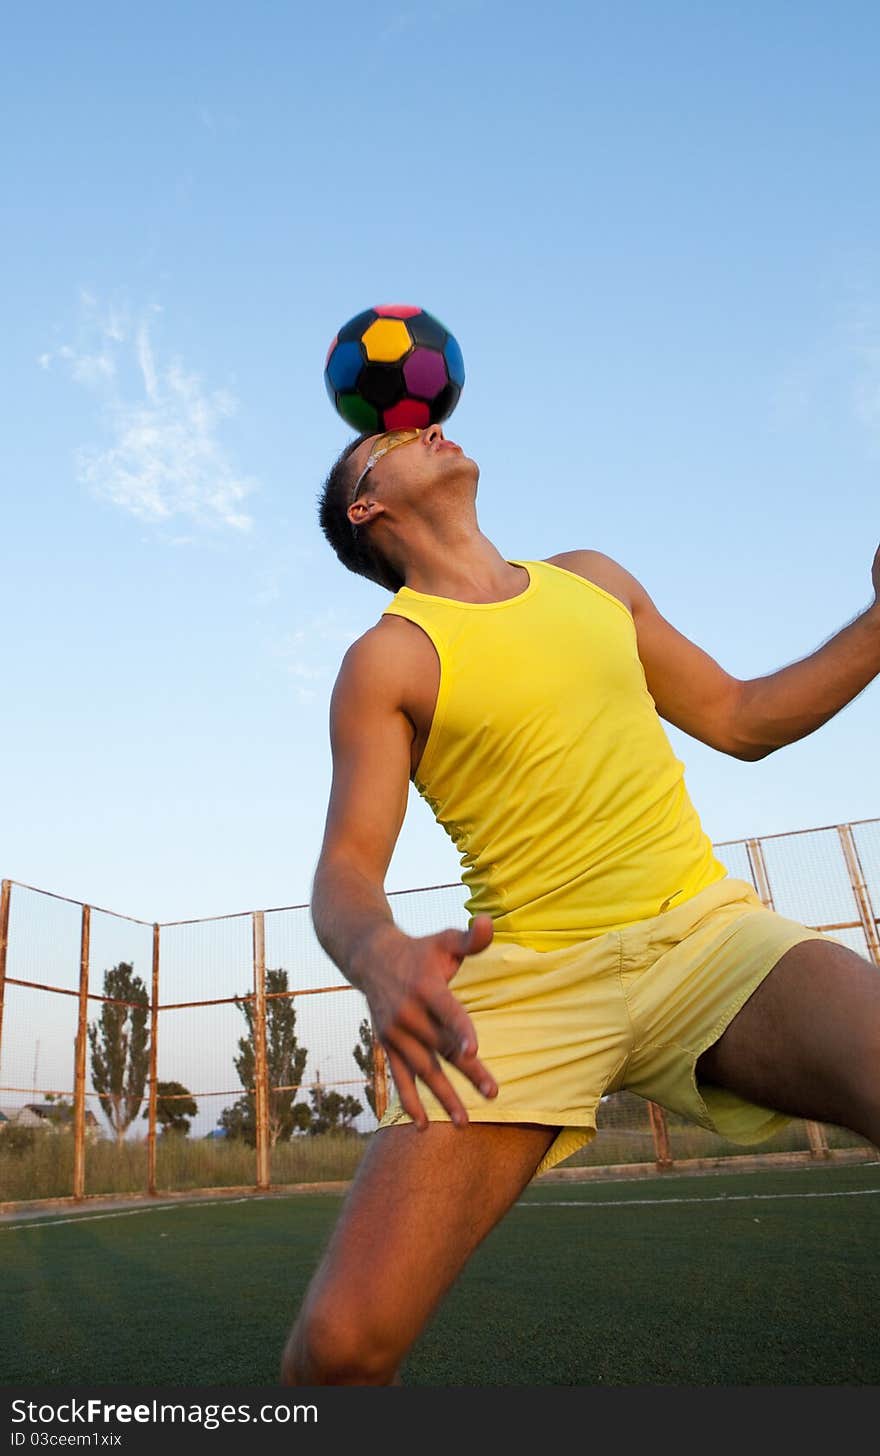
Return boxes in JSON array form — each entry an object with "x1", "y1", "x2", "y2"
[
  {"x1": 434, "y1": 913, "x2": 494, "y2": 971},
  {"x1": 386, "y1": 1001, "x2": 497, "y2": 1103},
  {"x1": 416, "y1": 982, "x2": 479, "y2": 1058},
  {"x1": 384, "y1": 1045, "x2": 430, "y2": 1130},
  {"x1": 452, "y1": 1045, "x2": 498, "y2": 1101},
  {"x1": 464, "y1": 913, "x2": 494, "y2": 956},
  {"x1": 384, "y1": 1035, "x2": 473, "y2": 1130},
  {"x1": 419, "y1": 987, "x2": 498, "y2": 1097},
  {"x1": 371, "y1": 918, "x2": 499, "y2": 1132}
]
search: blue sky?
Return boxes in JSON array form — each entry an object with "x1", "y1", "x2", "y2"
[{"x1": 3, "y1": 0, "x2": 879, "y2": 928}]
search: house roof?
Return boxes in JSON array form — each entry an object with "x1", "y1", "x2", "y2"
[
  {"x1": 23, "y1": 1103, "x2": 100, "y2": 1127},
  {"x1": 0, "y1": 1106, "x2": 43, "y2": 1127}
]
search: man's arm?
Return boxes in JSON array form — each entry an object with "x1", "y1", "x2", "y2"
[
  {"x1": 310, "y1": 632, "x2": 412, "y2": 981},
  {"x1": 734, "y1": 589, "x2": 880, "y2": 757},
  {"x1": 312, "y1": 628, "x2": 498, "y2": 1128},
  {"x1": 551, "y1": 546, "x2": 880, "y2": 761}
]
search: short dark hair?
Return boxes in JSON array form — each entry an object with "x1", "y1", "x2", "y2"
[{"x1": 317, "y1": 434, "x2": 405, "y2": 594}]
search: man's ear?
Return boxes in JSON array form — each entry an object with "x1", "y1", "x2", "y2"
[{"x1": 348, "y1": 496, "x2": 385, "y2": 529}]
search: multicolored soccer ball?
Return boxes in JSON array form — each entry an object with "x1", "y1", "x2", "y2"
[{"x1": 324, "y1": 304, "x2": 465, "y2": 433}]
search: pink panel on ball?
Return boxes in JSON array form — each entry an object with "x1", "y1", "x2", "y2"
[
  {"x1": 374, "y1": 303, "x2": 421, "y2": 318},
  {"x1": 404, "y1": 348, "x2": 447, "y2": 397},
  {"x1": 324, "y1": 334, "x2": 338, "y2": 368},
  {"x1": 384, "y1": 398, "x2": 431, "y2": 429}
]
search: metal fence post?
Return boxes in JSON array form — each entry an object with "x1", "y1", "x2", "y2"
[
  {"x1": 147, "y1": 923, "x2": 160, "y2": 1196},
  {"x1": 748, "y1": 838, "x2": 833, "y2": 1161},
  {"x1": 72, "y1": 904, "x2": 91, "y2": 1201},
  {"x1": 805, "y1": 1120, "x2": 830, "y2": 1158},
  {"x1": 647, "y1": 1101, "x2": 673, "y2": 1170},
  {"x1": 252, "y1": 911, "x2": 271, "y2": 1190},
  {"x1": 746, "y1": 838, "x2": 775, "y2": 908},
  {"x1": 838, "y1": 823, "x2": 880, "y2": 966},
  {"x1": 372, "y1": 1036, "x2": 389, "y2": 1122},
  {"x1": 0, "y1": 881, "x2": 10, "y2": 1096}
]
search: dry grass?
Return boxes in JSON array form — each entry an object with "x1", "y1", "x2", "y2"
[
  {"x1": 1, "y1": 1113, "x2": 873, "y2": 1204},
  {"x1": 0, "y1": 1129, "x2": 369, "y2": 1203}
]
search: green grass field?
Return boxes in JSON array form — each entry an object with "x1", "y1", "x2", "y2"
[{"x1": 2, "y1": 1161, "x2": 878, "y2": 1387}]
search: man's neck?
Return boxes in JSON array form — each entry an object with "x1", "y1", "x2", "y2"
[{"x1": 402, "y1": 537, "x2": 528, "y2": 603}]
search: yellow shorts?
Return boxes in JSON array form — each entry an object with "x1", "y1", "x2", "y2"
[{"x1": 377, "y1": 876, "x2": 831, "y2": 1175}]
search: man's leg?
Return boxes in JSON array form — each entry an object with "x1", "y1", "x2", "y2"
[
  {"x1": 279, "y1": 1120, "x2": 555, "y2": 1386},
  {"x1": 696, "y1": 937, "x2": 880, "y2": 1143}
]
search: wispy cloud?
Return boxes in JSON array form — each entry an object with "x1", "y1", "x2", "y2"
[
  {"x1": 771, "y1": 288, "x2": 880, "y2": 457},
  {"x1": 271, "y1": 611, "x2": 361, "y2": 705},
  {"x1": 41, "y1": 294, "x2": 257, "y2": 531},
  {"x1": 196, "y1": 104, "x2": 239, "y2": 136}
]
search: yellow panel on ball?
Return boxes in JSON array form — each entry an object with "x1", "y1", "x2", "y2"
[{"x1": 362, "y1": 317, "x2": 412, "y2": 363}]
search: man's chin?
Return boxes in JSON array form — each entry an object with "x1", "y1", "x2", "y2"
[{"x1": 441, "y1": 450, "x2": 478, "y2": 479}]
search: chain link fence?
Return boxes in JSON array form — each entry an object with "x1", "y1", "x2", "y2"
[{"x1": 1, "y1": 818, "x2": 878, "y2": 1207}]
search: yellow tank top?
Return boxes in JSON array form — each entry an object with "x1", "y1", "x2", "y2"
[{"x1": 383, "y1": 558, "x2": 728, "y2": 949}]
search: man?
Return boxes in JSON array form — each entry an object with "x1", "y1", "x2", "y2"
[{"x1": 280, "y1": 422, "x2": 880, "y2": 1386}]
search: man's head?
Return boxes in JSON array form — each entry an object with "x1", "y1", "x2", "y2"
[{"x1": 317, "y1": 423, "x2": 479, "y2": 593}]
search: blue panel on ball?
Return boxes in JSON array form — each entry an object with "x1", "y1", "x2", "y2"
[
  {"x1": 326, "y1": 341, "x2": 363, "y2": 392},
  {"x1": 444, "y1": 335, "x2": 465, "y2": 389},
  {"x1": 407, "y1": 312, "x2": 447, "y2": 351}
]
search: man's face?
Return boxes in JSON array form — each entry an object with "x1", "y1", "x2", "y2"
[{"x1": 346, "y1": 423, "x2": 478, "y2": 533}]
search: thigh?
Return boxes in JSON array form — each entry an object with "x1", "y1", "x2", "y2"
[
  {"x1": 696, "y1": 936, "x2": 880, "y2": 1130},
  {"x1": 297, "y1": 1119, "x2": 555, "y2": 1353}
]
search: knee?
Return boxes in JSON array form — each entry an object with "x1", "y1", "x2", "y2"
[{"x1": 280, "y1": 1298, "x2": 400, "y2": 1387}]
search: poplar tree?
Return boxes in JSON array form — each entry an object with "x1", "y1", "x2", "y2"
[
  {"x1": 353, "y1": 1017, "x2": 377, "y2": 1117},
  {"x1": 218, "y1": 967, "x2": 309, "y2": 1145},
  {"x1": 87, "y1": 962, "x2": 150, "y2": 1147}
]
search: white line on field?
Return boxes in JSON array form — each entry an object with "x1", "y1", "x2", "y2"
[
  {"x1": 0, "y1": 1196, "x2": 254, "y2": 1232},
  {"x1": 4, "y1": 1186, "x2": 877, "y2": 1230},
  {"x1": 517, "y1": 1188, "x2": 880, "y2": 1209}
]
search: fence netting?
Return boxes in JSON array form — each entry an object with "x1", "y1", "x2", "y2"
[{"x1": 1, "y1": 818, "x2": 877, "y2": 1204}]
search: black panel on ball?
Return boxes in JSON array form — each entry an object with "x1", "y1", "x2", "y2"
[
  {"x1": 358, "y1": 362, "x2": 406, "y2": 409},
  {"x1": 337, "y1": 309, "x2": 378, "y2": 345},
  {"x1": 407, "y1": 312, "x2": 447, "y2": 351},
  {"x1": 430, "y1": 381, "x2": 461, "y2": 422}
]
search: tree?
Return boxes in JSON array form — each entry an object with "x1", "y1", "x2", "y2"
[
  {"x1": 43, "y1": 1092, "x2": 74, "y2": 1125},
  {"x1": 216, "y1": 1095, "x2": 257, "y2": 1144},
  {"x1": 143, "y1": 1081, "x2": 198, "y2": 1137},
  {"x1": 309, "y1": 1070, "x2": 363, "y2": 1136},
  {"x1": 217, "y1": 967, "x2": 310, "y2": 1146},
  {"x1": 353, "y1": 1018, "x2": 377, "y2": 1117},
  {"x1": 88, "y1": 962, "x2": 150, "y2": 1147}
]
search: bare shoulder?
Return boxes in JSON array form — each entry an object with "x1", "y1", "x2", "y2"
[
  {"x1": 332, "y1": 614, "x2": 430, "y2": 710},
  {"x1": 543, "y1": 549, "x2": 649, "y2": 615},
  {"x1": 334, "y1": 618, "x2": 401, "y2": 695}
]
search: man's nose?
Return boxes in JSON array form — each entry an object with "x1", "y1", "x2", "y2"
[{"x1": 424, "y1": 423, "x2": 445, "y2": 447}]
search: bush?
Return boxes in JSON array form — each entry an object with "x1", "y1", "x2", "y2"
[{"x1": 0, "y1": 1126, "x2": 38, "y2": 1157}]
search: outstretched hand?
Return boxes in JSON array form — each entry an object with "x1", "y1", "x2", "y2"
[
  {"x1": 872, "y1": 543, "x2": 880, "y2": 608},
  {"x1": 364, "y1": 914, "x2": 497, "y2": 1131}
]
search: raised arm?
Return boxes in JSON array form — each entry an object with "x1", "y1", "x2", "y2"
[
  {"x1": 312, "y1": 627, "x2": 498, "y2": 1129},
  {"x1": 551, "y1": 546, "x2": 880, "y2": 761}
]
